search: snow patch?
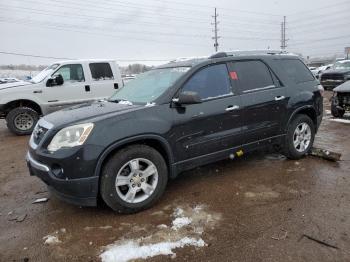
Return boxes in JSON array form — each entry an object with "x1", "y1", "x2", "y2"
[
  {"x1": 328, "y1": 118, "x2": 350, "y2": 124},
  {"x1": 99, "y1": 204, "x2": 221, "y2": 262},
  {"x1": 100, "y1": 237, "x2": 205, "y2": 262},
  {"x1": 43, "y1": 235, "x2": 61, "y2": 245},
  {"x1": 119, "y1": 100, "x2": 133, "y2": 105},
  {"x1": 171, "y1": 217, "x2": 192, "y2": 230}
]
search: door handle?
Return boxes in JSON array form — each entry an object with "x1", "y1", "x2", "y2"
[
  {"x1": 85, "y1": 85, "x2": 90, "y2": 92},
  {"x1": 33, "y1": 90, "x2": 42, "y2": 94},
  {"x1": 225, "y1": 105, "x2": 239, "y2": 111},
  {"x1": 275, "y1": 96, "x2": 285, "y2": 101}
]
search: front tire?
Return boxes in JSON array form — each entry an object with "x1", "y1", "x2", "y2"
[
  {"x1": 284, "y1": 115, "x2": 315, "y2": 160},
  {"x1": 6, "y1": 107, "x2": 39, "y2": 135},
  {"x1": 100, "y1": 145, "x2": 168, "y2": 214}
]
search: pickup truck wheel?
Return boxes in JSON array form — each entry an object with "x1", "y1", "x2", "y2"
[
  {"x1": 100, "y1": 145, "x2": 168, "y2": 214},
  {"x1": 284, "y1": 115, "x2": 315, "y2": 160},
  {"x1": 6, "y1": 107, "x2": 39, "y2": 135}
]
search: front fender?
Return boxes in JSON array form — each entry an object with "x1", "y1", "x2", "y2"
[{"x1": 93, "y1": 134, "x2": 175, "y2": 179}]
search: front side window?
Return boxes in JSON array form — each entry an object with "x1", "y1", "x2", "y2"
[
  {"x1": 110, "y1": 67, "x2": 190, "y2": 103},
  {"x1": 181, "y1": 64, "x2": 232, "y2": 100},
  {"x1": 89, "y1": 63, "x2": 114, "y2": 81},
  {"x1": 231, "y1": 60, "x2": 274, "y2": 93},
  {"x1": 280, "y1": 59, "x2": 314, "y2": 83},
  {"x1": 53, "y1": 64, "x2": 85, "y2": 82}
]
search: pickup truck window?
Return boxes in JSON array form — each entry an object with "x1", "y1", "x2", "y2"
[
  {"x1": 230, "y1": 60, "x2": 275, "y2": 93},
  {"x1": 280, "y1": 59, "x2": 314, "y2": 83},
  {"x1": 89, "y1": 63, "x2": 114, "y2": 81},
  {"x1": 182, "y1": 64, "x2": 232, "y2": 100},
  {"x1": 53, "y1": 64, "x2": 85, "y2": 82}
]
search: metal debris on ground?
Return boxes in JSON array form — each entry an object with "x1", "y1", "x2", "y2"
[
  {"x1": 300, "y1": 234, "x2": 339, "y2": 249},
  {"x1": 310, "y1": 147, "x2": 341, "y2": 162},
  {"x1": 32, "y1": 198, "x2": 49, "y2": 204}
]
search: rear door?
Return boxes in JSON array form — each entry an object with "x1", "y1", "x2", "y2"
[
  {"x1": 228, "y1": 60, "x2": 287, "y2": 145},
  {"x1": 171, "y1": 63, "x2": 243, "y2": 162},
  {"x1": 42, "y1": 63, "x2": 88, "y2": 113},
  {"x1": 87, "y1": 62, "x2": 119, "y2": 99}
]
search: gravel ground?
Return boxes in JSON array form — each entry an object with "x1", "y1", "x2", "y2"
[{"x1": 1, "y1": 91, "x2": 350, "y2": 262}]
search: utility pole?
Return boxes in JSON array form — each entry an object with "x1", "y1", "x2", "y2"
[
  {"x1": 212, "y1": 8, "x2": 220, "y2": 52},
  {"x1": 280, "y1": 16, "x2": 287, "y2": 50}
]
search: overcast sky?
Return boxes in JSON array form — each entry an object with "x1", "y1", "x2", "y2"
[{"x1": 0, "y1": 0, "x2": 349, "y2": 66}]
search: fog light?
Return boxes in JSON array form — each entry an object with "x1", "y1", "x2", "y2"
[{"x1": 51, "y1": 164, "x2": 64, "y2": 178}]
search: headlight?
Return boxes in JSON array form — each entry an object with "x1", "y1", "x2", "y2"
[{"x1": 48, "y1": 123, "x2": 94, "y2": 152}]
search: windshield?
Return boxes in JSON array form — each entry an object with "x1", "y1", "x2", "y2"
[
  {"x1": 333, "y1": 61, "x2": 350, "y2": 70},
  {"x1": 110, "y1": 67, "x2": 190, "y2": 103},
  {"x1": 31, "y1": 63, "x2": 60, "y2": 83}
]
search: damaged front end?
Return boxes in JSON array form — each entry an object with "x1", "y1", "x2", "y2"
[{"x1": 331, "y1": 81, "x2": 350, "y2": 117}]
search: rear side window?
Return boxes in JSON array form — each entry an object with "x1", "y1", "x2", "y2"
[
  {"x1": 229, "y1": 60, "x2": 274, "y2": 93},
  {"x1": 182, "y1": 64, "x2": 232, "y2": 100},
  {"x1": 280, "y1": 59, "x2": 314, "y2": 83},
  {"x1": 89, "y1": 63, "x2": 114, "y2": 81}
]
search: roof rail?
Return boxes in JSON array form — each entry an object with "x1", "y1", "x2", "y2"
[{"x1": 209, "y1": 50, "x2": 289, "y2": 59}]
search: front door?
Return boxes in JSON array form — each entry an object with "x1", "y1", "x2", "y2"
[
  {"x1": 170, "y1": 63, "x2": 243, "y2": 163},
  {"x1": 228, "y1": 60, "x2": 287, "y2": 145},
  {"x1": 42, "y1": 63, "x2": 88, "y2": 114}
]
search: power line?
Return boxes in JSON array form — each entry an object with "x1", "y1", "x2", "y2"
[
  {"x1": 0, "y1": 2, "x2": 280, "y2": 28},
  {"x1": 0, "y1": 16, "x2": 281, "y2": 42},
  {"x1": 0, "y1": 51, "x2": 172, "y2": 62},
  {"x1": 287, "y1": 0, "x2": 349, "y2": 16}
]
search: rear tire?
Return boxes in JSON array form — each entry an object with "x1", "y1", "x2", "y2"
[
  {"x1": 6, "y1": 107, "x2": 39, "y2": 135},
  {"x1": 284, "y1": 115, "x2": 315, "y2": 160},
  {"x1": 100, "y1": 145, "x2": 168, "y2": 214}
]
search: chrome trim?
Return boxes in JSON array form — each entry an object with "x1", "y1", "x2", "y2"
[
  {"x1": 26, "y1": 152, "x2": 50, "y2": 172},
  {"x1": 29, "y1": 135, "x2": 38, "y2": 150},
  {"x1": 37, "y1": 118, "x2": 54, "y2": 130},
  {"x1": 242, "y1": 85, "x2": 276, "y2": 94},
  {"x1": 275, "y1": 95, "x2": 285, "y2": 101},
  {"x1": 225, "y1": 105, "x2": 239, "y2": 111}
]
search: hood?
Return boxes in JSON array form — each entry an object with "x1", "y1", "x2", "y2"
[
  {"x1": 43, "y1": 100, "x2": 144, "y2": 128},
  {"x1": 0, "y1": 80, "x2": 32, "y2": 90},
  {"x1": 321, "y1": 69, "x2": 350, "y2": 75},
  {"x1": 334, "y1": 81, "x2": 350, "y2": 92}
]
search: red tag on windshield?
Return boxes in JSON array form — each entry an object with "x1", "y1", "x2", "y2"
[{"x1": 230, "y1": 71, "x2": 238, "y2": 80}]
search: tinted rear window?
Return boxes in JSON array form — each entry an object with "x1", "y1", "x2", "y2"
[
  {"x1": 280, "y1": 59, "x2": 314, "y2": 83},
  {"x1": 89, "y1": 63, "x2": 114, "y2": 80},
  {"x1": 229, "y1": 60, "x2": 274, "y2": 93}
]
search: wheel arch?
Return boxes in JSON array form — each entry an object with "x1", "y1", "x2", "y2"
[
  {"x1": 4, "y1": 99, "x2": 43, "y2": 116},
  {"x1": 286, "y1": 106, "x2": 317, "y2": 131},
  {"x1": 94, "y1": 135, "x2": 175, "y2": 183}
]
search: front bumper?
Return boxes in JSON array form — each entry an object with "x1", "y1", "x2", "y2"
[{"x1": 26, "y1": 152, "x2": 99, "y2": 206}]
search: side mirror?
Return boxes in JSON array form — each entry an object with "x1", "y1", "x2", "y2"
[
  {"x1": 173, "y1": 91, "x2": 201, "y2": 105},
  {"x1": 46, "y1": 74, "x2": 64, "y2": 87}
]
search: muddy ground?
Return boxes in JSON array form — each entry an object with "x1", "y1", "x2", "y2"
[{"x1": 1, "y1": 92, "x2": 350, "y2": 262}]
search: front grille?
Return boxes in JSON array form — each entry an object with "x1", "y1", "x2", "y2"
[
  {"x1": 33, "y1": 125, "x2": 48, "y2": 145},
  {"x1": 321, "y1": 74, "x2": 344, "y2": 81}
]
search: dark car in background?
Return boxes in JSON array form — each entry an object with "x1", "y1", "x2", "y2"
[
  {"x1": 331, "y1": 80, "x2": 350, "y2": 118},
  {"x1": 26, "y1": 51, "x2": 323, "y2": 214},
  {"x1": 320, "y1": 60, "x2": 350, "y2": 90}
]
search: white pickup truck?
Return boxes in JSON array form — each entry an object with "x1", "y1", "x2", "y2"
[{"x1": 0, "y1": 59, "x2": 123, "y2": 135}]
